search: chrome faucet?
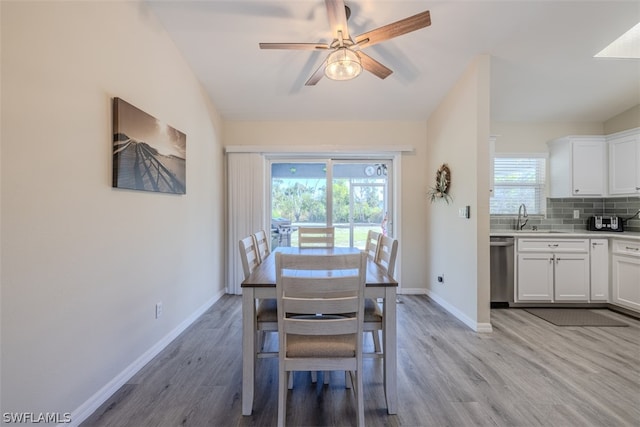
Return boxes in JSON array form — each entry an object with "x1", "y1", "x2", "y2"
[{"x1": 516, "y1": 203, "x2": 529, "y2": 230}]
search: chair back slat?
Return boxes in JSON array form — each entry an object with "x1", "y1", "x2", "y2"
[
  {"x1": 281, "y1": 277, "x2": 362, "y2": 299},
  {"x1": 277, "y1": 252, "x2": 354, "y2": 270},
  {"x1": 297, "y1": 226, "x2": 335, "y2": 248},
  {"x1": 284, "y1": 317, "x2": 358, "y2": 336},
  {"x1": 284, "y1": 295, "x2": 359, "y2": 315}
]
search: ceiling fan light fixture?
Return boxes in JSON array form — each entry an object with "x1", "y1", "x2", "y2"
[{"x1": 325, "y1": 47, "x2": 362, "y2": 81}]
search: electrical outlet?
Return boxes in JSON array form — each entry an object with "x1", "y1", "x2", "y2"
[
  {"x1": 155, "y1": 302, "x2": 163, "y2": 319},
  {"x1": 437, "y1": 274, "x2": 445, "y2": 284},
  {"x1": 573, "y1": 209, "x2": 580, "y2": 219}
]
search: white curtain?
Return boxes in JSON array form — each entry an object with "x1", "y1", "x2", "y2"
[{"x1": 226, "y1": 153, "x2": 266, "y2": 294}]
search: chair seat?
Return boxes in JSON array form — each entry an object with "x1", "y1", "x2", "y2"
[
  {"x1": 287, "y1": 333, "x2": 357, "y2": 358},
  {"x1": 364, "y1": 298, "x2": 383, "y2": 322},
  {"x1": 257, "y1": 298, "x2": 278, "y2": 322}
]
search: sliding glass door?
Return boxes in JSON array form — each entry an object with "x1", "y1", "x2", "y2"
[{"x1": 270, "y1": 159, "x2": 392, "y2": 249}]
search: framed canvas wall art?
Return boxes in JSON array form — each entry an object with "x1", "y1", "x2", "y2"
[{"x1": 112, "y1": 98, "x2": 186, "y2": 194}]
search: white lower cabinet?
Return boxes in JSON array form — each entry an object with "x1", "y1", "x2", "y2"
[
  {"x1": 515, "y1": 236, "x2": 640, "y2": 310},
  {"x1": 517, "y1": 253, "x2": 554, "y2": 301},
  {"x1": 516, "y1": 238, "x2": 590, "y2": 302},
  {"x1": 611, "y1": 239, "x2": 640, "y2": 311},
  {"x1": 590, "y1": 239, "x2": 609, "y2": 301},
  {"x1": 554, "y1": 254, "x2": 590, "y2": 301}
]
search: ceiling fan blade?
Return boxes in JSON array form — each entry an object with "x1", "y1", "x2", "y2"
[
  {"x1": 305, "y1": 60, "x2": 327, "y2": 86},
  {"x1": 260, "y1": 42, "x2": 330, "y2": 50},
  {"x1": 325, "y1": 0, "x2": 350, "y2": 40},
  {"x1": 358, "y1": 52, "x2": 393, "y2": 80},
  {"x1": 355, "y1": 10, "x2": 431, "y2": 48}
]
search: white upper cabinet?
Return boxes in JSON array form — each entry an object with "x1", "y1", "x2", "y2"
[
  {"x1": 608, "y1": 128, "x2": 640, "y2": 196},
  {"x1": 547, "y1": 136, "x2": 606, "y2": 198}
]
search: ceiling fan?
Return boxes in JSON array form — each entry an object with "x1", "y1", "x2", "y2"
[{"x1": 259, "y1": 0, "x2": 431, "y2": 85}]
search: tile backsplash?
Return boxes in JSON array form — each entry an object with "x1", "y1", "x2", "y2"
[{"x1": 491, "y1": 197, "x2": 640, "y2": 233}]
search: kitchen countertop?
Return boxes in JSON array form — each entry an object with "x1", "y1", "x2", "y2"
[{"x1": 490, "y1": 230, "x2": 640, "y2": 241}]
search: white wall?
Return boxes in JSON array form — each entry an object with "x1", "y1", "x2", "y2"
[
  {"x1": 490, "y1": 122, "x2": 604, "y2": 153},
  {"x1": 223, "y1": 121, "x2": 430, "y2": 293},
  {"x1": 425, "y1": 55, "x2": 492, "y2": 331},
  {"x1": 490, "y1": 105, "x2": 640, "y2": 154},
  {"x1": 1, "y1": 1, "x2": 224, "y2": 421},
  {"x1": 604, "y1": 104, "x2": 640, "y2": 135}
]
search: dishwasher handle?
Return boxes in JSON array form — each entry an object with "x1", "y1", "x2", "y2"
[{"x1": 490, "y1": 239, "x2": 514, "y2": 247}]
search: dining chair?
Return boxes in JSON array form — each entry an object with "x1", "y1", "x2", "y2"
[
  {"x1": 239, "y1": 235, "x2": 278, "y2": 356},
  {"x1": 364, "y1": 234, "x2": 398, "y2": 356},
  {"x1": 253, "y1": 229, "x2": 270, "y2": 263},
  {"x1": 363, "y1": 229, "x2": 382, "y2": 352},
  {"x1": 297, "y1": 225, "x2": 337, "y2": 383},
  {"x1": 297, "y1": 226, "x2": 335, "y2": 248},
  {"x1": 275, "y1": 251, "x2": 367, "y2": 427}
]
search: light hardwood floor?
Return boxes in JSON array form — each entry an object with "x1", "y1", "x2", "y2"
[{"x1": 82, "y1": 295, "x2": 640, "y2": 427}]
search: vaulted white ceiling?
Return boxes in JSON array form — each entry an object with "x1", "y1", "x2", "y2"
[{"x1": 146, "y1": 1, "x2": 640, "y2": 123}]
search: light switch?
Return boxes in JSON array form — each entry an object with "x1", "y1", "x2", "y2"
[{"x1": 458, "y1": 206, "x2": 471, "y2": 219}]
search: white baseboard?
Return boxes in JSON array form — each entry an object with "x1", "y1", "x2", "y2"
[
  {"x1": 398, "y1": 287, "x2": 427, "y2": 295},
  {"x1": 476, "y1": 322, "x2": 493, "y2": 333},
  {"x1": 64, "y1": 290, "x2": 224, "y2": 427},
  {"x1": 425, "y1": 290, "x2": 493, "y2": 333}
]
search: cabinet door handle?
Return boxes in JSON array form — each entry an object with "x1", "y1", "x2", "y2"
[
  {"x1": 635, "y1": 187, "x2": 640, "y2": 190},
  {"x1": 548, "y1": 243, "x2": 559, "y2": 248},
  {"x1": 574, "y1": 189, "x2": 580, "y2": 193},
  {"x1": 625, "y1": 246, "x2": 640, "y2": 251}
]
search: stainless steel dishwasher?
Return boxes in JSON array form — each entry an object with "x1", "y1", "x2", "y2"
[{"x1": 490, "y1": 236, "x2": 514, "y2": 308}]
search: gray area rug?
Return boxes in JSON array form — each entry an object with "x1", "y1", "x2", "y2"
[{"x1": 524, "y1": 308, "x2": 629, "y2": 327}]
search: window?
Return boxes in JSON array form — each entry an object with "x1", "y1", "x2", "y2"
[{"x1": 490, "y1": 155, "x2": 546, "y2": 215}]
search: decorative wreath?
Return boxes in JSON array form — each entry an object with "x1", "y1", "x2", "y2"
[{"x1": 428, "y1": 163, "x2": 452, "y2": 203}]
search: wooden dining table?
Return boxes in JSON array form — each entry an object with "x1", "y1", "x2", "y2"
[{"x1": 241, "y1": 246, "x2": 398, "y2": 416}]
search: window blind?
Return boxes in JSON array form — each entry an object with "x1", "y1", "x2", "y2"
[{"x1": 490, "y1": 156, "x2": 546, "y2": 215}]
